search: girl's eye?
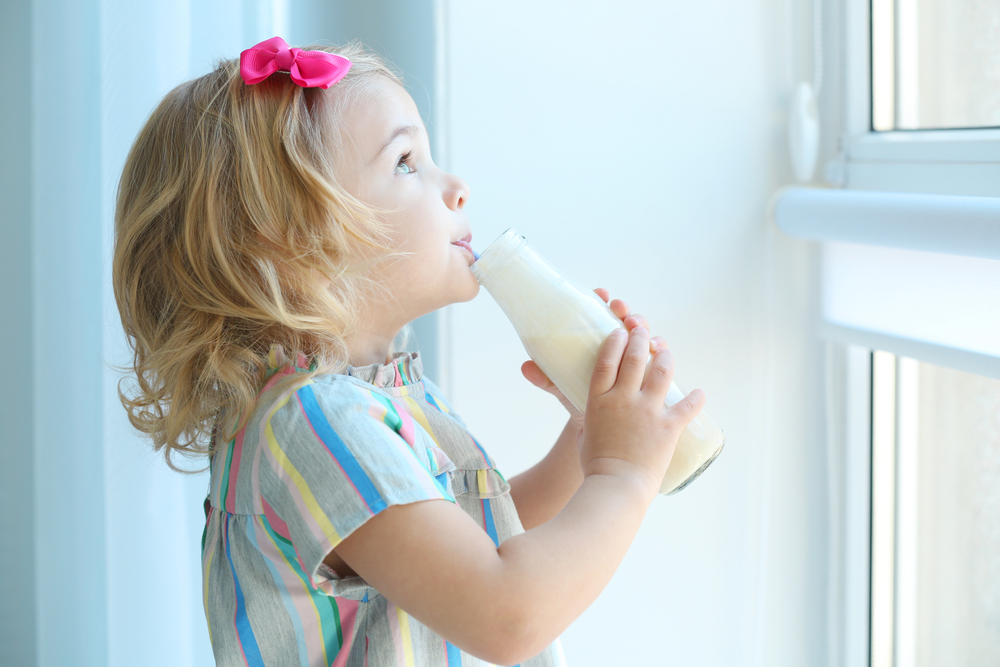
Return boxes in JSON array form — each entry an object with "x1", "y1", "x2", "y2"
[{"x1": 394, "y1": 152, "x2": 415, "y2": 175}]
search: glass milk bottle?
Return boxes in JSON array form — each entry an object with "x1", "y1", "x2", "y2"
[{"x1": 471, "y1": 228, "x2": 724, "y2": 495}]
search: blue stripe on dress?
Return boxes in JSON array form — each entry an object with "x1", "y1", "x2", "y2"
[
  {"x1": 469, "y1": 435, "x2": 492, "y2": 467},
  {"x1": 481, "y1": 498, "x2": 500, "y2": 547},
  {"x1": 445, "y1": 640, "x2": 463, "y2": 665},
  {"x1": 248, "y1": 516, "x2": 311, "y2": 667},
  {"x1": 297, "y1": 384, "x2": 388, "y2": 514},
  {"x1": 225, "y1": 514, "x2": 265, "y2": 666}
]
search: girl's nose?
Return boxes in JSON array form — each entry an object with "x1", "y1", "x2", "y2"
[{"x1": 444, "y1": 173, "x2": 470, "y2": 211}]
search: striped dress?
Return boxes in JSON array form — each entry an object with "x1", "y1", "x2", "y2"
[{"x1": 202, "y1": 347, "x2": 566, "y2": 667}]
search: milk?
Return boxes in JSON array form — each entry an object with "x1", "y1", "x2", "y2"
[{"x1": 472, "y1": 229, "x2": 724, "y2": 495}]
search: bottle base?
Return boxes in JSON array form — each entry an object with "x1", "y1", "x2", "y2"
[{"x1": 664, "y1": 436, "x2": 725, "y2": 495}]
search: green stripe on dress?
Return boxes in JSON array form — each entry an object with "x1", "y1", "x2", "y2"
[
  {"x1": 327, "y1": 596, "x2": 343, "y2": 648},
  {"x1": 219, "y1": 439, "x2": 235, "y2": 509},
  {"x1": 369, "y1": 391, "x2": 403, "y2": 432},
  {"x1": 261, "y1": 515, "x2": 344, "y2": 657}
]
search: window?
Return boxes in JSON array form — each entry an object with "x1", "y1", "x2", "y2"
[
  {"x1": 869, "y1": 351, "x2": 1000, "y2": 666},
  {"x1": 841, "y1": 0, "x2": 1000, "y2": 197},
  {"x1": 871, "y1": 0, "x2": 1000, "y2": 132},
  {"x1": 806, "y1": 8, "x2": 1000, "y2": 666}
]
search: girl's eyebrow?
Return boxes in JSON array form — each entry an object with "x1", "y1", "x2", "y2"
[{"x1": 373, "y1": 125, "x2": 419, "y2": 162}]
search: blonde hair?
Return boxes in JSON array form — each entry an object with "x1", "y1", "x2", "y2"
[{"x1": 113, "y1": 42, "x2": 402, "y2": 470}]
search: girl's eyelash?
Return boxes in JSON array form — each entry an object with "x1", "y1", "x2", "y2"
[{"x1": 395, "y1": 152, "x2": 414, "y2": 174}]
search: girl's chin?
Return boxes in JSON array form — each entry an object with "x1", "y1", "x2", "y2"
[{"x1": 452, "y1": 277, "x2": 481, "y2": 303}]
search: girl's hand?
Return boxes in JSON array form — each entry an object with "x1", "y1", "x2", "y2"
[
  {"x1": 520, "y1": 288, "x2": 664, "y2": 429},
  {"x1": 578, "y1": 325, "x2": 705, "y2": 496}
]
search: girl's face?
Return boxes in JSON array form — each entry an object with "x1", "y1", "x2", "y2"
[{"x1": 336, "y1": 78, "x2": 478, "y2": 328}]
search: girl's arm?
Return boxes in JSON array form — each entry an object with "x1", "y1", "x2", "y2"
[
  {"x1": 506, "y1": 418, "x2": 583, "y2": 531},
  {"x1": 508, "y1": 290, "x2": 652, "y2": 530},
  {"x1": 332, "y1": 326, "x2": 704, "y2": 666}
]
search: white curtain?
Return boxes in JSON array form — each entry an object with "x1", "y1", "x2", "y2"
[
  {"x1": 3, "y1": 3, "x2": 439, "y2": 665},
  {"x1": 15, "y1": 2, "x2": 307, "y2": 665}
]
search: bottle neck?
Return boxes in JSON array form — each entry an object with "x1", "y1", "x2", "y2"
[{"x1": 470, "y1": 228, "x2": 527, "y2": 288}]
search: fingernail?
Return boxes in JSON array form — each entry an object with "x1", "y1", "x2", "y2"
[
  {"x1": 611, "y1": 328, "x2": 627, "y2": 339},
  {"x1": 632, "y1": 327, "x2": 647, "y2": 335}
]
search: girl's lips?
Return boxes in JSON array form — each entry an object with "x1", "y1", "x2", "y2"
[{"x1": 451, "y1": 233, "x2": 474, "y2": 256}]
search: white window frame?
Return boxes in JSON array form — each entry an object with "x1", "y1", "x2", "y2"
[
  {"x1": 833, "y1": 4, "x2": 1000, "y2": 667},
  {"x1": 840, "y1": 0, "x2": 1000, "y2": 197},
  {"x1": 836, "y1": 345, "x2": 875, "y2": 667}
]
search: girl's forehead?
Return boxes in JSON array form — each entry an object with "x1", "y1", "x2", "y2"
[{"x1": 339, "y1": 79, "x2": 423, "y2": 159}]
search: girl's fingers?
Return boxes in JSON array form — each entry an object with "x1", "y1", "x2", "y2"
[
  {"x1": 599, "y1": 294, "x2": 652, "y2": 341},
  {"x1": 617, "y1": 326, "x2": 650, "y2": 392},
  {"x1": 520, "y1": 360, "x2": 553, "y2": 390},
  {"x1": 641, "y1": 345, "x2": 676, "y2": 401},
  {"x1": 609, "y1": 298, "x2": 630, "y2": 320},
  {"x1": 590, "y1": 328, "x2": 628, "y2": 397},
  {"x1": 598, "y1": 292, "x2": 658, "y2": 353},
  {"x1": 623, "y1": 313, "x2": 651, "y2": 333},
  {"x1": 665, "y1": 388, "x2": 707, "y2": 434}
]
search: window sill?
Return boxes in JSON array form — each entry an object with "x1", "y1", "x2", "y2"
[{"x1": 772, "y1": 186, "x2": 1000, "y2": 260}]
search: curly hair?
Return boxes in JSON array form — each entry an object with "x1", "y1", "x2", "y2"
[{"x1": 113, "y1": 42, "x2": 402, "y2": 470}]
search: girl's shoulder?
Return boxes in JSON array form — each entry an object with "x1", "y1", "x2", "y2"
[
  {"x1": 252, "y1": 345, "x2": 401, "y2": 423},
  {"x1": 419, "y1": 375, "x2": 466, "y2": 428},
  {"x1": 260, "y1": 370, "x2": 391, "y2": 426}
]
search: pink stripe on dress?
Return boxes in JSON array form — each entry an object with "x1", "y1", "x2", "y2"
[
  {"x1": 391, "y1": 399, "x2": 416, "y2": 447},
  {"x1": 331, "y1": 599, "x2": 361, "y2": 667},
  {"x1": 294, "y1": 391, "x2": 372, "y2": 510},
  {"x1": 249, "y1": 434, "x2": 264, "y2": 515},
  {"x1": 261, "y1": 496, "x2": 292, "y2": 541},
  {"x1": 401, "y1": 396, "x2": 440, "y2": 447},
  {"x1": 381, "y1": 422, "x2": 445, "y2": 499},
  {"x1": 258, "y1": 416, "x2": 330, "y2": 552},
  {"x1": 251, "y1": 516, "x2": 328, "y2": 666},
  {"x1": 225, "y1": 429, "x2": 245, "y2": 514},
  {"x1": 260, "y1": 365, "x2": 297, "y2": 393}
]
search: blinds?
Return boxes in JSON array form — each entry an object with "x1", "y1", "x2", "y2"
[{"x1": 774, "y1": 187, "x2": 1000, "y2": 377}]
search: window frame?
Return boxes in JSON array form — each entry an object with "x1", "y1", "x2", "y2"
[
  {"x1": 837, "y1": 345, "x2": 875, "y2": 667},
  {"x1": 840, "y1": 0, "x2": 1000, "y2": 197},
  {"x1": 831, "y1": 4, "x2": 1000, "y2": 658}
]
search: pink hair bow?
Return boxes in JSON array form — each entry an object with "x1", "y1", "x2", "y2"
[{"x1": 240, "y1": 36, "x2": 352, "y2": 89}]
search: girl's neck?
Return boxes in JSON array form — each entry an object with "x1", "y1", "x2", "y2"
[{"x1": 345, "y1": 327, "x2": 400, "y2": 368}]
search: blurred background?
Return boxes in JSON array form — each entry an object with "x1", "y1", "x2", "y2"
[{"x1": 4, "y1": 1, "x2": 996, "y2": 666}]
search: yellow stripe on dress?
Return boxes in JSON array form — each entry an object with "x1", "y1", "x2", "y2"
[
  {"x1": 255, "y1": 515, "x2": 329, "y2": 666},
  {"x1": 401, "y1": 396, "x2": 439, "y2": 446},
  {"x1": 478, "y1": 468, "x2": 492, "y2": 497},
  {"x1": 397, "y1": 606, "x2": 416, "y2": 667},
  {"x1": 263, "y1": 392, "x2": 342, "y2": 545}
]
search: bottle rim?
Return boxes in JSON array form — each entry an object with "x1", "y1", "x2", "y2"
[{"x1": 470, "y1": 228, "x2": 527, "y2": 286}]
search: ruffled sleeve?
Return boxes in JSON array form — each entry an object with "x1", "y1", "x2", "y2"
[{"x1": 257, "y1": 374, "x2": 456, "y2": 590}]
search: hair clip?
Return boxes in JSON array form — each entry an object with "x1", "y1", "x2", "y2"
[{"x1": 240, "y1": 36, "x2": 352, "y2": 89}]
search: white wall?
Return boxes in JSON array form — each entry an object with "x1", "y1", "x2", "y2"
[{"x1": 440, "y1": 1, "x2": 827, "y2": 665}]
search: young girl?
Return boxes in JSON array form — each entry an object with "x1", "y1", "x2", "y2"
[{"x1": 113, "y1": 37, "x2": 705, "y2": 667}]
